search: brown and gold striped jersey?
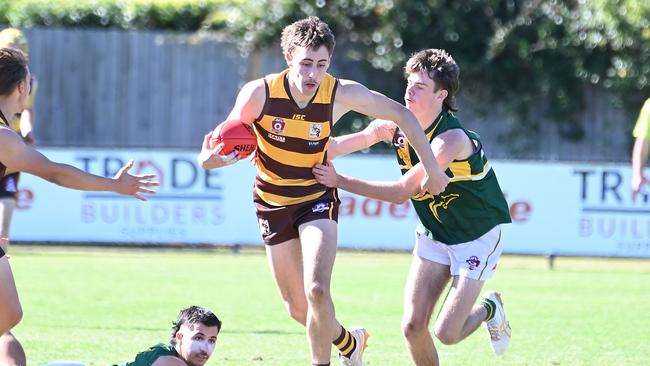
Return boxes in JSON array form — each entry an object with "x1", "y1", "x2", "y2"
[
  {"x1": 0, "y1": 112, "x2": 8, "y2": 177},
  {"x1": 253, "y1": 69, "x2": 338, "y2": 206}
]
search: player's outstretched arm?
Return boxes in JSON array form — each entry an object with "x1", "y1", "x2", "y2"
[
  {"x1": 632, "y1": 136, "x2": 650, "y2": 200},
  {"x1": 335, "y1": 79, "x2": 448, "y2": 195},
  {"x1": 329, "y1": 119, "x2": 396, "y2": 159},
  {"x1": 315, "y1": 129, "x2": 471, "y2": 201},
  {"x1": 0, "y1": 130, "x2": 158, "y2": 201},
  {"x1": 313, "y1": 161, "x2": 420, "y2": 204}
]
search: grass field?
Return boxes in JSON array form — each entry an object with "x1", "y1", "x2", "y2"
[{"x1": 8, "y1": 246, "x2": 650, "y2": 366}]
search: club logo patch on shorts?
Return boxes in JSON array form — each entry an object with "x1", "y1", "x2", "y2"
[
  {"x1": 466, "y1": 256, "x2": 481, "y2": 270},
  {"x1": 312, "y1": 202, "x2": 330, "y2": 213},
  {"x1": 3, "y1": 176, "x2": 17, "y2": 193},
  {"x1": 259, "y1": 218, "x2": 270, "y2": 236}
]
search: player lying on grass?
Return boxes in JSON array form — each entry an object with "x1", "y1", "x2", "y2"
[
  {"x1": 0, "y1": 46, "x2": 158, "y2": 365},
  {"x1": 314, "y1": 49, "x2": 512, "y2": 365},
  {"x1": 114, "y1": 306, "x2": 221, "y2": 366}
]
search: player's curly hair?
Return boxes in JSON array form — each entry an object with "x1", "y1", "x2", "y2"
[
  {"x1": 170, "y1": 306, "x2": 222, "y2": 346},
  {"x1": 0, "y1": 47, "x2": 28, "y2": 96},
  {"x1": 405, "y1": 49, "x2": 460, "y2": 112},
  {"x1": 281, "y1": 16, "x2": 335, "y2": 56}
]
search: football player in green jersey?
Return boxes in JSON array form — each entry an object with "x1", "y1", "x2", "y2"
[
  {"x1": 115, "y1": 306, "x2": 221, "y2": 366},
  {"x1": 314, "y1": 49, "x2": 512, "y2": 365},
  {"x1": 631, "y1": 97, "x2": 650, "y2": 200}
]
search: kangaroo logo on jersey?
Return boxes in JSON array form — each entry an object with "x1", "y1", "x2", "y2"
[
  {"x1": 259, "y1": 218, "x2": 271, "y2": 236},
  {"x1": 466, "y1": 256, "x2": 481, "y2": 270},
  {"x1": 309, "y1": 123, "x2": 323, "y2": 139},
  {"x1": 430, "y1": 193, "x2": 460, "y2": 223},
  {"x1": 272, "y1": 118, "x2": 285, "y2": 134}
]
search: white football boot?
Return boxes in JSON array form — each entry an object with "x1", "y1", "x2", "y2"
[
  {"x1": 338, "y1": 327, "x2": 369, "y2": 366},
  {"x1": 484, "y1": 291, "x2": 511, "y2": 355}
]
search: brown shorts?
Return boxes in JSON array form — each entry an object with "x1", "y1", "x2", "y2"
[{"x1": 254, "y1": 188, "x2": 340, "y2": 246}]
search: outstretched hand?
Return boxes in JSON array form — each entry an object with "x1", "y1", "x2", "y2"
[
  {"x1": 420, "y1": 169, "x2": 449, "y2": 196},
  {"x1": 312, "y1": 162, "x2": 340, "y2": 188},
  {"x1": 370, "y1": 119, "x2": 397, "y2": 142},
  {"x1": 632, "y1": 173, "x2": 648, "y2": 202},
  {"x1": 197, "y1": 131, "x2": 240, "y2": 169},
  {"x1": 113, "y1": 160, "x2": 160, "y2": 201}
]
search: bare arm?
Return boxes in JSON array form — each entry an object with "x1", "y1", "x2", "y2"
[
  {"x1": 632, "y1": 136, "x2": 650, "y2": 200},
  {"x1": 0, "y1": 130, "x2": 158, "y2": 201},
  {"x1": 198, "y1": 78, "x2": 267, "y2": 169},
  {"x1": 314, "y1": 164, "x2": 422, "y2": 204},
  {"x1": 335, "y1": 80, "x2": 448, "y2": 194},
  {"x1": 329, "y1": 119, "x2": 396, "y2": 159},
  {"x1": 314, "y1": 129, "x2": 472, "y2": 202}
]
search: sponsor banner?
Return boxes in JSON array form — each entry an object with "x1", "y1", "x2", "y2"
[
  {"x1": 334, "y1": 157, "x2": 650, "y2": 258},
  {"x1": 10, "y1": 149, "x2": 650, "y2": 257},
  {"x1": 12, "y1": 149, "x2": 260, "y2": 244}
]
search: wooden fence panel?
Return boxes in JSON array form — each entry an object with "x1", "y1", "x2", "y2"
[{"x1": 21, "y1": 28, "x2": 635, "y2": 162}]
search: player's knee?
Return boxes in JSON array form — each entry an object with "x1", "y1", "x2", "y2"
[
  {"x1": 286, "y1": 302, "x2": 307, "y2": 324},
  {"x1": 401, "y1": 316, "x2": 428, "y2": 340},
  {"x1": 306, "y1": 281, "x2": 330, "y2": 305},
  {"x1": 434, "y1": 325, "x2": 460, "y2": 345}
]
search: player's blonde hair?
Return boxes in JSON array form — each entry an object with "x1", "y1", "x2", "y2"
[
  {"x1": 280, "y1": 16, "x2": 335, "y2": 56},
  {"x1": 405, "y1": 49, "x2": 460, "y2": 112},
  {"x1": 0, "y1": 28, "x2": 28, "y2": 53}
]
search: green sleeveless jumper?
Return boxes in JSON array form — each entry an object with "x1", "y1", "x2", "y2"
[{"x1": 392, "y1": 110, "x2": 511, "y2": 244}]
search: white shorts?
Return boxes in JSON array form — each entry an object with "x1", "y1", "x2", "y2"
[{"x1": 413, "y1": 225, "x2": 503, "y2": 281}]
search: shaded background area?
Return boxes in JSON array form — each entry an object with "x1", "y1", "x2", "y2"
[{"x1": 1, "y1": 0, "x2": 646, "y2": 161}]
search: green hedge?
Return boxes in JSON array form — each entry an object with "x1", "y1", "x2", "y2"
[
  {"x1": 220, "y1": 0, "x2": 650, "y2": 143},
  {"x1": 0, "y1": 0, "x2": 239, "y2": 30}
]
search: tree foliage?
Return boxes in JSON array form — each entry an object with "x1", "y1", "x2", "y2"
[
  {"x1": 218, "y1": 0, "x2": 650, "y2": 141},
  {"x1": 1, "y1": 0, "x2": 648, "y2": 143},
  {"x1": 0, "y1": 0, "x2": 235, "y2": 30}
]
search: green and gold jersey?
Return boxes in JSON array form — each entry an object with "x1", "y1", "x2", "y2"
[
  {"x1": 252, "y1": 69, "x2": 338, "y2": 206},
  {"x1": 392, "y1": 110, "x2": 511, "y2": 245},
  {"x1": 114, "y1": 343, "x2": 179, "y2": 366},
  {"x1": 633, "y1": 98, "x2": 650, "y2": 139}
]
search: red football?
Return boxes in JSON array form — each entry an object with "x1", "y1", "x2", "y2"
[{"x1": 209, "y1": 120, "x2": 257, "y2": 158}]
